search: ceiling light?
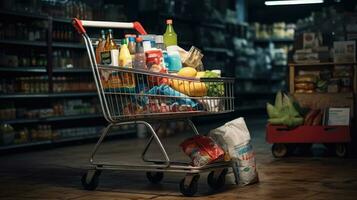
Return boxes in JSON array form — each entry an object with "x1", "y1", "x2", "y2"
[{"x1": 265, "y1": 0, "x2": 324, "y2": 6}]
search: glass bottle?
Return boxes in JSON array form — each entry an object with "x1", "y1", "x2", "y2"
[{"x1": 95, "y1": 30, "x2": 106, "y2": 64}]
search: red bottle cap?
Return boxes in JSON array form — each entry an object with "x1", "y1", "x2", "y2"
[
  {"x1": 136, "y1": 37, "x2": 143, "y2": 42},
  {"x1": 166, "y1": 19, "x2": 173, "y2": 24}
]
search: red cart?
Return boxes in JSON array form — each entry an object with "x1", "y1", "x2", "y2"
[{"x1": 266, "y1": 124, "x2": 351, "y2": 157}]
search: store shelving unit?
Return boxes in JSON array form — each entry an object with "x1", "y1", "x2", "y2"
[{"x1": 0, "y1": 10, "x2": 136, "y2": 150}]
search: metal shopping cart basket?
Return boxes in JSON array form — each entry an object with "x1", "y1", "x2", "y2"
[{"x1": 72, "y1": 18, "x2": 235, "y2": 196}]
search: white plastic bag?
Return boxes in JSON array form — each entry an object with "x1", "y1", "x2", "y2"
[{"x1": 209, "y1": 117, "x2": 259, "y2": 186}]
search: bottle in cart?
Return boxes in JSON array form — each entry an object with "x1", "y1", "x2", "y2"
[
  {"x1": 163, "y1": 19, "x2": 177, "y2": 47},
  {"x1": 101, "y1": 29, "x2": 119, "y2": 66},
  {"x1": 133, "y1": 37, "x2": 147, "y2": 70},
  {"x1": 95, "y1": 30, "x2": 106, "y2": 64},
  {"x1": 119, "y1": 39, "x2": 135, "y2": 89}
]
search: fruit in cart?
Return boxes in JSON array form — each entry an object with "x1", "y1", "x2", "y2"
[
  {"x1": 195, "y1": 71, "x2": 206, "y2": 78},
  {"x1": 177, "y1": 67, "x2": 197, "y2": 78},
  {"x1": 169, "y1": 79, "x2": 207, "y2": 97}
]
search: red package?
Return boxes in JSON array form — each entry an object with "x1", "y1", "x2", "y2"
[
  {"x1": 180, "y1": 135, "x2": 224, "y2": 166},
  {"x1": 146, "y1": 49, "x2": 168, "y2": 86}
]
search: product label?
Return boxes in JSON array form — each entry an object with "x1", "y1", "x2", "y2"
[{"x1": 101, "y1": 51, "x2": 112, "y2": 65}]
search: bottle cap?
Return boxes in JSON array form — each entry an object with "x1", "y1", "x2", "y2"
[
  {"x1": 108, "y1": 29, "x2": 113, "y2": 34},
  {"x1": 166, "y1": 19, "x2": 173, "y2": 24},
  {"x1": 155, "y1": 35, "x2": 164, "y2": 43},
  {"x1": 136, "y1": 37, "x2": 143, "y2": 42},
  {"x1": 121, "y1": 39, "x2": 127, "y2": 45},
  {"x1": 128, "y1": 37, "x2": 135, "y2": 42}
]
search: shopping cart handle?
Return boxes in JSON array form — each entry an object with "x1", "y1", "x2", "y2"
[
  {"x1": 133, "y1": 21, "x2": 147, "y2": 35},
  {"x1": 72, "y1": 18, "x2": 86, "y2": 34},
  {"x1": 72, "y1": 18, "x2": 147, "y2": 35}
]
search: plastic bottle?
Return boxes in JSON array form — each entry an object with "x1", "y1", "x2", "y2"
[
  {"x1": 95, "y1": 30, "x2": 106, "y2": 64},
  {"x1": 166, "y1": 46, "x2": 182, "y2": 72},
  {"x1": 133, "y1": 37, "x2": 147, "y2": 70},
  {"x1": 119, "y1": 39, "x2": 135, "y2": 89},
  {"x1": 163, "y1": 19, "x2": 177, "y2": 47},
  {"x1": 155, "y1": 35, "x2": 166, "y2": 51},
  {"x1": 119, "y1": 39, "x2": 132, "y2": 68}
]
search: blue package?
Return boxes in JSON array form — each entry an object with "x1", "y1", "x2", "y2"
[{"x1": 142, "y1": 85, "x2": 197, "y2": 107}]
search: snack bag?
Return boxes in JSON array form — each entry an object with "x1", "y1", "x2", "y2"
[{"x1": 180, "y1": 135, "x2": 224, "y2": 167}]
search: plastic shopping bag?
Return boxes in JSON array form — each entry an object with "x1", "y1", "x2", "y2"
[
  {"x1": 180, "y1": 135, "x2": 224, "y2": 167},
  {"x1": 209, "y1": 117, "x2": 259, "y2": 186}
]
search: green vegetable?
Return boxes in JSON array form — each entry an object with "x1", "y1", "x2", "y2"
[
  {"x1": 203, "y1": 71, "x2": 224, "y2": 96},
  {"x1": 266, "y1": 91, "x2": 304, "y2": 127}
]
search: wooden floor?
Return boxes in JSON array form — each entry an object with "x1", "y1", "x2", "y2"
[{"x1": 1, "y1": 117, "x2": 357, "y2": 200}]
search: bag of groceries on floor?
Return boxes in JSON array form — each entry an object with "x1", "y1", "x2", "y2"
[
  {"x1": 180, "y1": 135, "x2": 224, "y2": 167},
  {"x1": 209, "y1": 117, "x2": 259, "y2": 186}
]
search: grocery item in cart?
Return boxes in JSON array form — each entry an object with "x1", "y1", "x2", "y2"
[
  {"x1": 166, "y1": 46, "x2": 182, "y2": 72},
  {"x1": 95, "y1": 30, "x2": 106, "y2": 64},
  {"x1": 142, "y1": 85, "x2": 198, "y2": 108},
  {"x1": 163, "y1": 19, "x2": 177, "y2": 47},
  {"x1": 180, "y1": 135, "x2": 224, "y2": 167},
  {"x1": 133, "y1": 37, "x2": 147, "y2": 70},
  {"x1": 101, "y1": 29, "x2": 119, "y2": 66},
  {"x1": 209, "y1": 118, "x2": 259, "y2": 186},
  {"x1": 169, "y1": 79, "x2": 207, "y2": 97}
]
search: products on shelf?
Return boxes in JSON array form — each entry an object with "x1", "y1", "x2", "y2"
[
  {"x1": 253, "y1": 22, "x2": 295, "y2": 39},
  {"x1": 52, "y1": 23, "x2": 79, "y2": 42},
  {"x1": 53, "y1": 76, "x2": 95, "y2": 92},
  {"x1": 0, "y1": 98, "x2": 100, "y2": 121},
  {"x1": 0, "y1": 76, "x2": 49, "y2": 94},
  {"x1": 54, "y1": 126, "x2": 103, "y2": 140},
  {"x1": 294, "y1": 65, "x2": 353, "y2": 94},
  {"x1": 0, "y1": 52, "x2": 47, "y2": 67},
  {"x1": 53, "y1": 50, "x2": 89, "y2": 69},
  {"x1": 0, "y1": 21, "x2": 47, "y2": 41}
]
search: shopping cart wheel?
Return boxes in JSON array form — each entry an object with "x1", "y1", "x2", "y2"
[
  {"x1": 335, "y1": 143, "x2": 348, "y2": 158},
  {"x1": 207, "y1": 168, "x2": 228, "y2": 190},
  {"x1": 272, "y1": 143, "x2": 288, "y2": 158},
  {"x1": 81, "y1": 170, "x2": 101, "y2": 191},
  {"x1": 179, "y1": 174, "x2": 200, "y2": 196},
  {"x1": 146, "y1": 172, "x2": 164, "y2": 184}
]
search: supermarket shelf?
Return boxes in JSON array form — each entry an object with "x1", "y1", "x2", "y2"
[
  {"x1": 53, "y1": 68, "x2": 92, "y2": 73},
  {"x1": 0, "y1": 129, "x2": 135, "y2": 151},
  {"x1": 54, "y1": 129, "x2": 134, "y2": 143},
  {"x1": 46, "y1": 114, "x2": 102, "y2": 122},
  {"x1": 0, "y1": 140, "x2": 52, "y2": 151},
  {"x1": 0, "y1": 67, "x2": 47, "y2": 73},
  {"x1": 201, "y1": 22, "x2": 226, "y2": 29},
  {"x1": 254, "y1": 38, "x2": 294, "y2": 43},
  {"x1": 1, "y1": 114, "x2": 102, "y2": 124},
  {"x1": 52, "y1": 17, "x2": 71, "y2": 23},
  {"x1": 52, "y1": 42, "x2": 86, "y2": 49},
  {"x1": 289, "y1": 62, "x2": 357, "y2": 67},
  {"x1": 236, "y1": 76, "x2": 285, "y2": 81},
  {"x1": 0, "y1": 39, "x2": 47, "y2": 47},
  {"x1": 0, "y1": 92, "x2": 97, "y2": 99},
  {"x1": 0, "y1": 10, "x2": 48, "y2": 20}
]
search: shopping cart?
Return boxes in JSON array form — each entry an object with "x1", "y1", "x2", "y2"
[{"x1": 72, "y1": 18, "x2": 235, "y2": 196}]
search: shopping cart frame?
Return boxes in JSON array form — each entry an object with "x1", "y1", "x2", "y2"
[{"x1": 72, "y1": 18, "x2": 235, "y2": 196}]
